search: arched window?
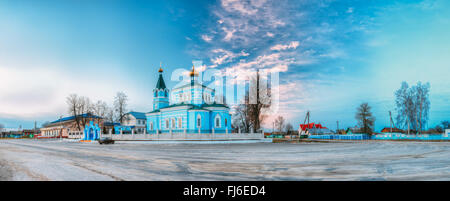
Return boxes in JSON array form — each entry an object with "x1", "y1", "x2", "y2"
[
  {"x1": 150, "y1": 122, "x2": 153, "y2": 130},
  {"x1": 178, "y1": 118, "x2": 182, "y2": 128},
  {"x1": 197, "y1": 115, "x2": 201, "y2": 128},
  {"x1": 165, "y1": 119, "x2": 169, "y2": 129},
  {"x1": 172, "y1": 118, "x2": 175, "y2": 128},
  {"x1": 225, "y1": 118, "x2": 228, "y2": 127},
  {"x1": 215, "y1": 115, "x2": 221, "y2": 128}
]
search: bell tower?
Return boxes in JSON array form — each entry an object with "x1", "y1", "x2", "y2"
[{"x1": 153, "y1": 66, "x2": 169, "y2": 110}]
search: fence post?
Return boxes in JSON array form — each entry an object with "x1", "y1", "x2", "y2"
[
  {"x1": 212, "y1": 128, "x2": 215, "y2": 140},
  {"x1": 120, "y1": 129, "x2": 123, "y2": 140},
  {"x1": 184, "y1": 129, "x2": 187, "y2": 140}
]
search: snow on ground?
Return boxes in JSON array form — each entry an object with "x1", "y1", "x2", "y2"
[{"x1": 0, "y1": 139, "x2": 450, "y2": 181}]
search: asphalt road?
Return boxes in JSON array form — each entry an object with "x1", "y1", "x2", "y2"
[{"x1": 1, "y1": 139, "x2": 450, "y2": 181}]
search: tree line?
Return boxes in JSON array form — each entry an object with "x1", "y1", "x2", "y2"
[
  {"x1": 354, "y1": 81, "x2": 444, "y2": 135},
  {"x1": 64, "y1": 92, "x2": 129, "y2": 130}
]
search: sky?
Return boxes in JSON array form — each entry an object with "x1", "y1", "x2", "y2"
[{"x1": 0, "y1": 0, "x2": 449, "y2": 131}]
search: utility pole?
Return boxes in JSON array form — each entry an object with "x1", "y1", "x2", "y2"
[
  {"x1": 59, "y1": 115, "x2": 63, "y2": 141},
  {"x1": 389, "y1": 111, "x2": 392, "y2": 134},
  {"x1": 337, "y1": 120, "x2": 339, "y2": 134}
]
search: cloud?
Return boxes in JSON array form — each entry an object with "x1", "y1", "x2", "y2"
[
  {"x1": 270, "y1": 41, "x2": 300, "y2": 51},
  {"x1": 210, "y1": 0, "x2": 288, "y2": 45},
  {"x1": 201, "y1": 34, "x2": 213, "y2": 42},
  {"x1": 210, "y1": 49, "x2": 249, "y2": 66},
  {"x1": 0, "y1": 65, "x2": 143, "y2": 120},
  {"x1": 221, "y1": 0, "x2": 261, "y2": 16}
]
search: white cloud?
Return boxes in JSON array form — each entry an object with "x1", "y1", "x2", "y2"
[
  {"x1": 221, "y1": 0, "x2": 260, "y2": 15},
  {"x1": 270, "y1": 41, "x2": 300, "y2": 51},
  {"x1": 222, "y1": 27, "x2": 236, "y2": 41},
  {"x1": 0, "y1": 65, "x2": 143, "y2": 120},
  {"x1": 210, "y1": 0, "x2": 287, "y2": 45},
  {"x1": 201, "y1": 34, "x2": 213, "y2": 42},
  {"x1": 210, "y1": 49, "x2": 249, "y2": 66}
]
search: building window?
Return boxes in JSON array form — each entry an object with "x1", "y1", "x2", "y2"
[
  {"x1": 178, "y1": 118, "x2": 182, "y2": 128},
  {"x1": 150, "y1": 122, "x2": 153, "y2": 130},
  {"x1": 215, "y1": 115, "x2": 221, "y2": 128},
  {"x1": 172, "y1": 118, "x2": 175, "y2": 128},
  {"x1": 225, "y1": 118, "x2": 227, "y2": 127},
  {"x1": 165, "y1": 119, "x2": 169, "y2": 129},
  {"x1": 197, "y1": 115, "x2": 201, "y2": 128}
]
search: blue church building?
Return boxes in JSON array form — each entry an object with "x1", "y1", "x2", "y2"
[{"x1": 146, "y1": 66, "x2": 232, "y2": 134}]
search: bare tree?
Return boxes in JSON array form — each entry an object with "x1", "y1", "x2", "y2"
[
  {"x1": 105, "y1": 106, "x2": 116, "y2": 123},
  {"x1": 66, "y1": 94, "x2": 81, "y2": 130},
  {"x1": 92, "y1": 100, "x2": 108, "y2": 125},
  {"x1": 232, "y1": 102, "x2": 251, "y2": 133},
  {"x1": 355, "y1": 102, "x2": 375, "y2": 135},
  {"x1": 66, "y1": 94, "x2": 95, "y2": 130},
  {"x1": 285, "y1": 123, "x2": 293, "y2": 135},
  {"x1": 114, "y1": 92, "x2": 128, "y2": 124},
  {"x1": 412, "y1": 82, "x2": 430, "y2": 134},
  {"x1": 395, "y1": 81, "x2": 430, "y2": 134},
  {"x1": 442, "y1": 121, "x2": 450, "y2": 129},
  {"x1": 274, "y1": 116, "x2": 285, "y2": 133},
  {"x1": 247, "y1": 70, "x2": 271, "y2": 132},
  {"x1": 77, "y1": 96, "x2": 93, "y2": 127}
]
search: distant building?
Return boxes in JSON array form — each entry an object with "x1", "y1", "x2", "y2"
[
  {"x1": 380, "y1": 127, "x2": 404, "y2": 133},
  {"x1": 40, "y1": 113, "x2": 103, "y2": 138},
  {"x1": 121, "y1": 112, "x2": 147, "y2": 133},
  {"x1": 346, "y1": 127, "x2": 364, "y2": 134},
  {"x1": 299, "y1": 123, "x2": 332, "y2": 135}
]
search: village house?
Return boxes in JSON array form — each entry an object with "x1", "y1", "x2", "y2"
[
  {"x1": 40, "y1": 113, "x2": 103, "y2": 138},
  {"x1": 380, "y1": 127, "x2": 404, "y2": 133},
  {"x1": 120, "y1": 112, "x2": 147, "y2": 133}
]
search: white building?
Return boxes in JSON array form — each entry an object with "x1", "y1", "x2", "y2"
[{"x1": 122, "y1": 112, "x2": 147, "y2": 133}]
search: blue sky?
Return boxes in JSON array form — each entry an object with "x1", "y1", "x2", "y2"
[{"x1": 0, "y1": 0, "x2": 449, "y2": 131}]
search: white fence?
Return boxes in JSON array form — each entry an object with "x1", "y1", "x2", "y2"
[
  {"x1": 108, "y1": 133, "x2": 264, "y2": 141},
  {"x1": 68, "y1": 131, "x2": 264, "y2": 141}
]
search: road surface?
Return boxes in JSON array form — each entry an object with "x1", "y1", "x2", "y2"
[{"x1": 1, "y1": 139, "x2": 450, "y2": 180}]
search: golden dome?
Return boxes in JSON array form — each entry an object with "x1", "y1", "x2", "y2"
[
  {"x1": 189, "y1": 65, "x2": 199, "y2": 76},
  {"x1": 158, "y1": 67, "x2": 163, "y2": 73}
]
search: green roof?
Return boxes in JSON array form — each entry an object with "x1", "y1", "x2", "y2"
[{"x1": 155, "y1": 73, "x2": 166, "y2": 89}]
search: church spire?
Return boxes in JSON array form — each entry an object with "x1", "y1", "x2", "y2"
[
  {"x1": 155, "y1": 64, "x2": 166, "y2": 90},
  {"x1": 189, "y1": 64, "x2": 199, "y2": 77}
]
